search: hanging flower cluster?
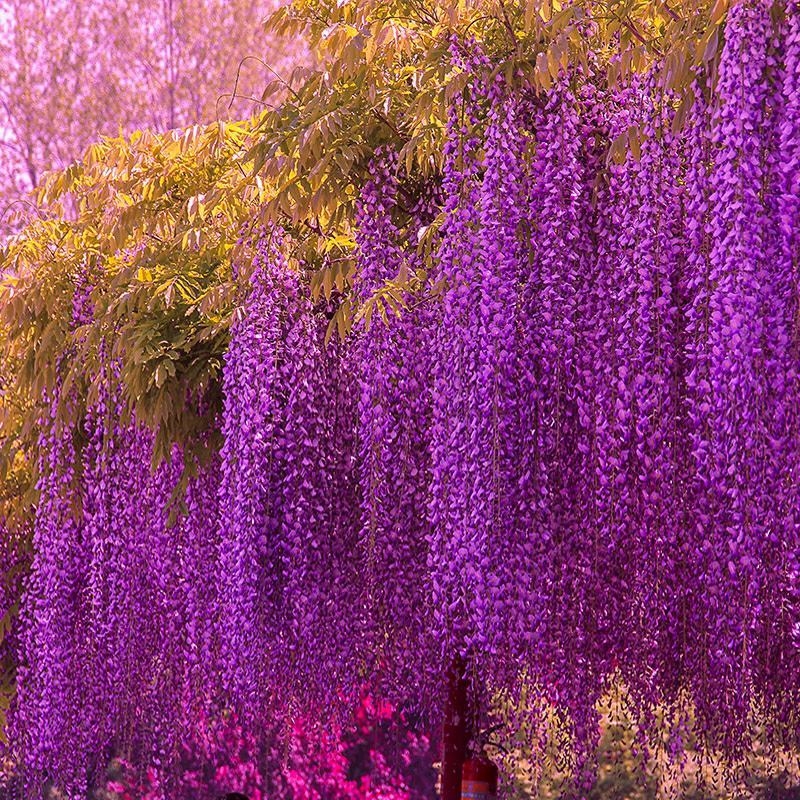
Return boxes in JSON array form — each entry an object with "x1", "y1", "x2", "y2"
[
  {"x1": 12, "y1": 1, "x2": 800, "y2": 793},
  {"x1": 216, "y1": 227, "x2": 361, "y2": 721},
  {"x1": 354, "y1": 149, "x2": 437, "y2": 704},
  {"x1": 15, "y1": 330, "x2": 221, "y2": 794}
]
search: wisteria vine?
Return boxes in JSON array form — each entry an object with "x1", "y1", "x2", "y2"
[{"x1": 10, "y1": 2, "x2": 800, "y2": 795}]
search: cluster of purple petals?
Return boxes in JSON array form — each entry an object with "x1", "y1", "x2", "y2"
[
  {"x1": 12, "y1": 2, "x2": 800, "y2": 792},
  {"x1": 427, "y1": 39, "x2": 491, "y2": 673},
  {"x1": 217, "y1": 227, "x2": 362, "y2": 723},
  {"x1": 354, "y1": 151, "x2": 437, "y2": 708},
  {"x1": 779, "y1": 0, "x2": 800, "y2": 675},
  {"x1": 15, "y1": 390, "x2": 88, "y2": 795},
  {"x1": 15, "y1": 335, "x2": 221, "y2": 794}
]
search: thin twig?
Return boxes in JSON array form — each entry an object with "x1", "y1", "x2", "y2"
[
  {"x1": 498, "y1": 0, "x2": 519, "y2": 54},
  {"x1": 228, "y1": 55, "x2": 300, "y2": 111},
  {"x1": 623, "y1": 17, "x2": 663, "y2": 56},
  {"x1": 661, "y1": 0, "x2": 681, "y2": 22},
  {"x1": 371, "y1": 108, "x2": 403, "y2": 139},
  {"x1": 215, "y1": 92, "x2": 277, "y2": 122}
]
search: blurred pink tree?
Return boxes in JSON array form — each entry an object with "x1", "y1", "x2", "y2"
[{"x1": 0, "y1": 0, "x2": 304, "y2": 229}]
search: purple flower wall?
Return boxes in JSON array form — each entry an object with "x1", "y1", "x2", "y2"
[{"x1": 12, "y1": 2, "x2": 800, "y2": 794}]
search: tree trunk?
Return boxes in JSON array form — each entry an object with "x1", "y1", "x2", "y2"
[{"x1": 440, "y1": 657, "x2": 468, "y2": 800}]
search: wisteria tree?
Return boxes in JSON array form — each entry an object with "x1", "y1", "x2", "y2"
[{"x1": 0, "y1": 0, "x2": 799, "y2": 798}]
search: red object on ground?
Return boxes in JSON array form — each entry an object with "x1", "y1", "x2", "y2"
[
  {"x1": 461, "y1": 756, "x2": 498, "y2": 799},
  {"x1": 440, "y1": 658, "x2": 468, "y2": 800}
]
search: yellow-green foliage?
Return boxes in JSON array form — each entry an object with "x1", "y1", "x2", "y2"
[{"x1": 490, "y1": 683, "x2": 800, "y2": 798}]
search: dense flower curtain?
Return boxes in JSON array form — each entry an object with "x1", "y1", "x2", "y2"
[{"x1": 12, "y1": 1, "x2": 800, "y2": 795}]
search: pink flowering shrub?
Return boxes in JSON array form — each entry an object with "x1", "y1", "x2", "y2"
[{"x1": 103, "y1": 695, "x2": 435, "y2": 800}]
